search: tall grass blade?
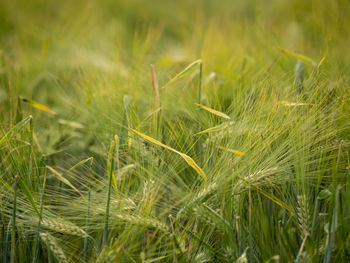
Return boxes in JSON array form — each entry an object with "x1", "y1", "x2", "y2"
[
  {"x1": 130, "y1": 128, "x2": 207, "y2": 181},
  {"x1": 195, "y1": 122, "x2": 232, "y2": 135},
  {"x1": 196, "y1": 104, "x2": 230, "y2": 120},
  {"x1": 241, "y1": 177, "x2": 292, "y2": 213},
  {"x1": 69, "y1": 157, "x2": 94, "y2": 171},
  {"x1": 323, "y1": 186, "x2": 340, "y2": 263},
  {"x1": 10, "y1": 178, "x2": 18, "y2": 263},
  {"x1": 102, "y1": 135, "x2": 119, "y2": 249},
  {"x1": 84, "y1": 158, "x2": 93, "y2": 262},
  {"x1": 21, "y1": 97, "x2": 56, "y2": 115},
  {"x1": 32, "y1": 167, "x2": 47, "y2": 263},
  {"x1": 46, "y1": 166, "x2": 84, "y2": 199},
  {"x1": 150, "y1": 64, "x2": 161, "y2": 110},
  {"x1": 8, "y1": 80, "x2": 13, "y2": 127},
  {"x1": 162, "y1": 59, "x2": 202, "y2": 88},
  {"x1": 217, "y1": 146, "x2": 245, "y2": 156}
]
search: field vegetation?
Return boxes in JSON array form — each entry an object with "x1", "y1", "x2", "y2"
[{"x1": 0, "y1": 0, "x2": 350, "y2": 262}]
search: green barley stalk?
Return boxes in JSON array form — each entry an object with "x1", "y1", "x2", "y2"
[
  {"x1": 27, "y1": 117, "x2": 34, "y2": 190},
  {"x1": 15, "y1": 96, "x2": 23, "y2": 124},
  {"x1": 248, "y1": 187, "x2": 253, "y2": 263},
  {"x1": 120, "y1": 96, "x2": 130, "y2": 149},
  {"x1": 84, "y1": 157, "x2": 94, "y2": 262},
  {"x1": 10, "y1": 176, "x2": 18, "y2": 263},
  {"x1": 150, "y1": 64, "x2": 162, "y2": 137},
  {"x1": 3, "y1": 219, "x2": 11, "y2": 263},
  {"x1": 8, "y1": 80, "x2": 13, "y2": 127},
  {"x1": 310, "y1": 197, "x2": 319, "y2": 239},
  {"x1": 32, "y1": 167, "x2": 47, "y2": 263},
  {"x1": 323, "y1": 186, "x2": 341, "y2": 263},
  {"x1": 198, "y1": 62, "x2": 202, "y2": 105},
  {"x1": 101, "y1": 135, "x2": 119, "y2": 249}
]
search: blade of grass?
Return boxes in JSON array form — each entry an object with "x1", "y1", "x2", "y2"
[
  {"x1": 150, "y1": 64, "x2": 161, "y2": 110},
  {"x1": 10, "y1": 177, "x2": 18, "y2": 263},
  {"x1": 240, "y1": 177, "x2": 292, "y2": 213},
  {"x1": 46, "y1": 166, "x2": 84, "y2": 199},
  {"x1": 323, "y1": 186, "x2": 341, "y2": 263},
  {"x1": 8, "y1": 80, "x2": 13, "y2": 127},
  {"x1": 32, "y1": 167, "x2": 47, "y2": 263},
  {"x1": 130, "y1": 128, "x2": 207, "y2": 181},
  {"x1": 21, "y1": 97, "x2": 56, "y2": 115},
  {"x1": 68, "y1": 157, "x2": 94, "y2": 171},
  {"x1": 217, "y1": 146, "x2": 245, "y2": 156},
  {"x1": 195, "y1": 122, "x2": 232, "y2": 135},
  {"x1": 196, "y1": 104, "x2": 230, "y2": 120},
  {"x1": 84, "y1": 157, "x2": 93, "y2": 262},
  {"x1": 162, "y1": 59, "x2": 202, "y2": 88},
  {"x1": 102, "y1": 135, "x2": 119, "y2": 249}
]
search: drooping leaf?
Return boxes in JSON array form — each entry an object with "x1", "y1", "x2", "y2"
[
  {"x1": 21, "y1": 97, "x2": 56, "y2": 115},
  {"x1": 47, "y1": 166, "x2": 84, "y2": 199},
  {"x1": 69, "y1": 157, "x2": 93, "y2": 171},
  {"x1": 240, "y1": 176, "x2": 292, "y2": 213},
  {"x1": 163, "y1": 59, "x2": 202, "y2": 88},
  {"x1": 217, "y1": 146, "x2": 245, "y2": 156},
  {"x1": 130, "y1": 128, "x2": 207, "y2": 181},
  {"x1": 196, "y1": 103, "x2": 230, "y2": 119},
  {"x1": 195, "y1": 122, "x2": 232, "y2": 135}
]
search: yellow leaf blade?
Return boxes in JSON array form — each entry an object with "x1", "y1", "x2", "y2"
[
  {"x1": 217, "y1": 146, "x2": 245, "y2": 156},
  {"x1": 21, "y1": 97, "x2": 56, "y2": 115},
  {"x1": 130, "y1": 128, "x2": 178, "y2": 153},
  {"x1": 241, "y1": 177, "x2": 292, "y2": 213},
  {"x1": 130, "y1": 129, "x2": 206, "y2": 181},
  {"x1": 195, "y1": 122, "x2": 231, "y2": 135},
  {"x1": 47, "y1": 166, "x2": 85, "y2": 199},
  {"x1": 196, "y1": 104, "x2": 230, "y2": 120},
  {"x1": 180, "y1": 153, "x2": 207, "y2": 181}
]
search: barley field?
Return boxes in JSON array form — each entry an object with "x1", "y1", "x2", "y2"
[{"x1": 0, "y1": 0, "x2": 350, "y2": 262}]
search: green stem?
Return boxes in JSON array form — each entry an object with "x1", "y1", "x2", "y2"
[
  {"x1": 32, "y1": 168, "x2": 47, "y2": 263},
  {"x1": 84, "y1": 158, "x2": 93, "y2": 261},
  {"x1": 102, "y1": 136, "x2": 118, "y2": 249},
  {"x1": 10, "y1": 178, "x2": 17, "y2": 263},
  {"x1": 310, "y1": 197, "x2": 319, "y2": 239}
]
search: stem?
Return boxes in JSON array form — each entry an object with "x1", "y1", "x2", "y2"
[
  {"x1": 198, "y1": 62, "x2": 202, "y2": 104},
  {"x1": 9, "y1": 80, "x2": 13, "y2": 128},
  {"x1": 10, "y1": 178, "x2": 18, "y2": 263},
  {"x1": 32, "y1": 168, "x2": 47, "y2": 263},
  {"x1": 102, "y1": 136, "x2": 118, "y2": 249},
  {"x1": 310, "y1": 197, "x2": 319, "y2": 239},
  {"x1": 84, "y1": 158, "x2": 93, "y2": 261},
  {"x1": 248, "y1": 187, "x2": 253, "y2": 263}
]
